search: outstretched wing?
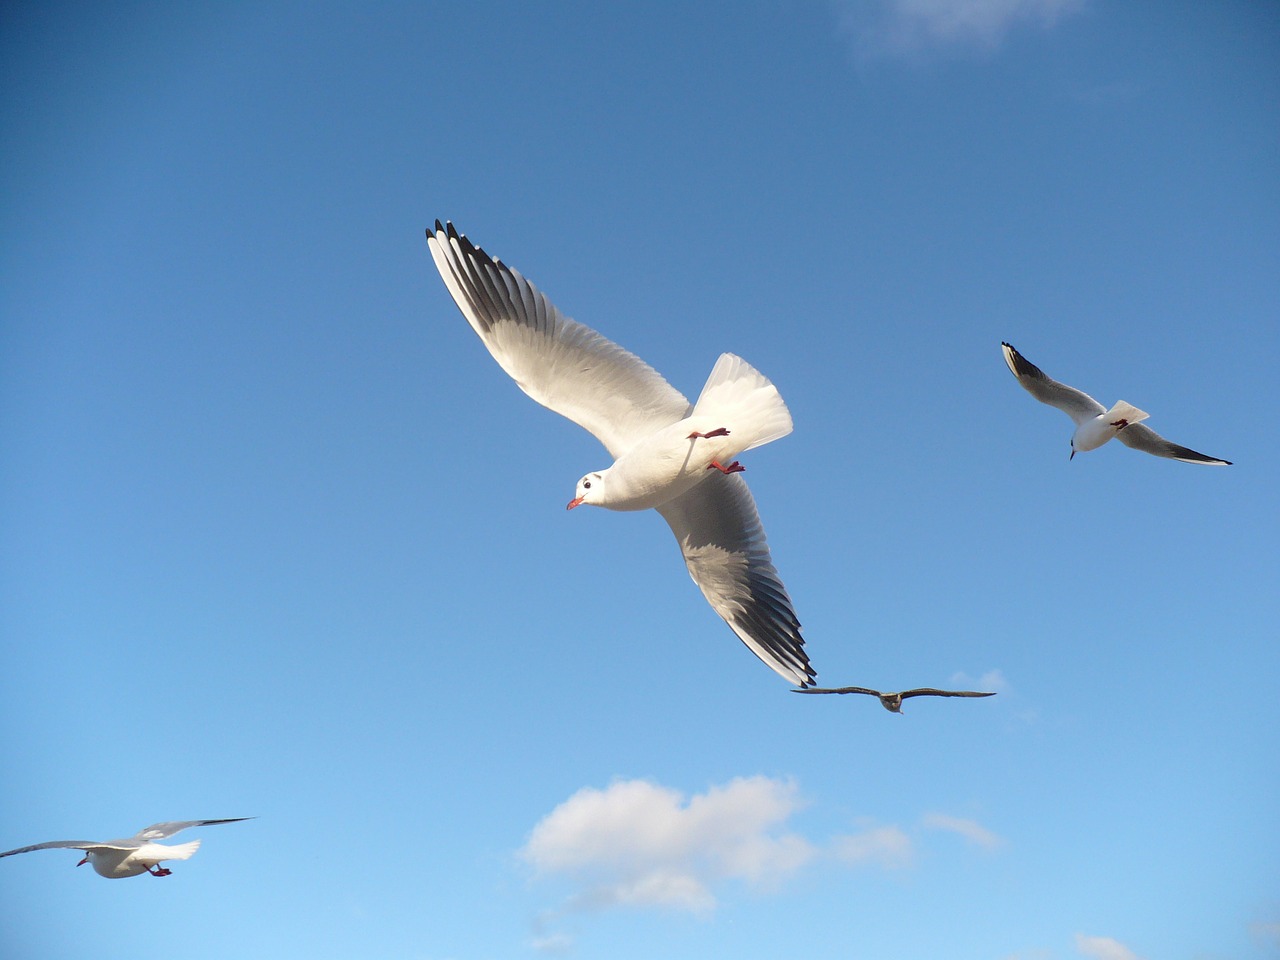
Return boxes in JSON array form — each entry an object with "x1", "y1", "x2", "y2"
[
  {"x1": 795, "y1": 686, "x2": 996, "y2": 700},
  {"x1": 657, "y1": 473, "x2": 814, "y2": 686},
  {"x1": 898, "y1": 688, "x2": 997, "y2": 700},
  {"x1": 427, "y1": 222, "x2": 691, "y2": 458},
  {"x1": 1116, "y1": 423, "x2": 1231, "y2": 465},
  {"x1": 134, "y1": 818, "x2": 253, "y2": 841},
  {"x1": 792, "y1": 686, "x2": 880, "y2": 697},
  {"x1": 1002, "y1": 342, "x2": 1106, "y2": 425},
  {"x1": 0, "y1": 839, "x2": 134, "y2": 857}
]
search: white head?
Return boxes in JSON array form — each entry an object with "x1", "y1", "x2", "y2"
[{"x1": 566, "y1": 472, "x2": 605, "y2": 510}]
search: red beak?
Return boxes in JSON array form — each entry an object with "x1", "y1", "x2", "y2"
[
  {"x1": 77, "y1": 856, "x2": 88, "y2": 867},
  {"x1": 566, "y1": 497, "x2": 584, "y2": 510}
]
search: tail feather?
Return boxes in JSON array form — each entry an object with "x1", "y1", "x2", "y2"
[
  {"x1": 161, "y1": 840, "x2": 201, "y2": 862},
  {"x1": 1106, "y1": 400, "x2": 1150, "y2": 425},
  {"x1": 692, "y1": 353, "x2": 793, "y2": 453}
]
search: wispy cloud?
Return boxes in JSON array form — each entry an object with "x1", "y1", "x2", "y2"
[
  {"x1": 949, "y1": 667, "x2": 1010, "y2": 693},
  {"x1": 1074, "y1": 933, "x2": 1145, "y2": 960},
  {"x1": 1250, "y1": 920, "x2": 1280, "y2": 948},
  {"x1": 922, "y1": 812, "x2": 1006, "y2": 849},
  {"x1": 832, "y1": 822, "x2": 915, "y2": 868},
  {"x1": 839, "y1": 0, "x2": 1086, "y2": 59}
]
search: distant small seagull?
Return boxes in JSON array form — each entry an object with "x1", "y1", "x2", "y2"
[
  {"x1": 426, "y1": 222, "x2": 814, "y2": 686},
  {"x1": 1001, "y1": 342, "x2": 1231, "y2": 465},
  {"x1": 0, "y1": 818, "x2": 252, "y2": 878},
  {"x1": 793, "y1": 686, "x2": 996, "y2": 713}
]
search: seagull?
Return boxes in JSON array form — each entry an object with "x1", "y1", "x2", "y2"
[
  {"x1": 1001, "y1": 342, "x2": 1231, "y2": 464},
  {"x1": 0, "y1": 818, "x2": 252, "y2": 878},
  {"x1": 426, "y1": 221, "x2": 814, "y2": 686},
  {"x1": 793, "y1": 686, "x2": 995, "y2": 713}
]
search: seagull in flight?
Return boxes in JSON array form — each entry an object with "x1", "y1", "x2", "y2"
[
  {"x1": 0, "y1": 818, "x2": 252, "y2": 878},
  {"x1": 1001, "y1": 342, "x2": 1231, "y2": 465},
  {"x1": 793, "y1": 686, "x2": 996, "y2": 713},
  {"x1": 426, "y1": 221, "x2": 814, "y2": 686}
]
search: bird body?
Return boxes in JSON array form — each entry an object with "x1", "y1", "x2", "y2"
[
  {"x1": 80, "y1": 839, "x2": 202, "y2": 878},
  {"x1": 1069, "y1": 399, "x2": 1149, "y2": 454},
  {"x1": 1001, "y1": 342, "x2": 1230, "y2": 465},
  {"x1": 570, "y1": 353, "x2": 793, "y2": 512},
  {"x1": 426, "y1": 221, "x2": 813, "y2": 686},
  {"x1": 0, "y1": 818, "x2": 251, "y2": 879}
]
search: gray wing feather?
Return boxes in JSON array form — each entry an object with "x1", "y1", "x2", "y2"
[
  {"x1": 427, "y1": 222, "x2": 691, "y2": 458},
  {"x1": 792, "y1": 686, "x2": 879, "y2": 697},
  {"x1": 656, "y1": 474, "x2": 814, "y2": 686},
  {"x1": 1002, "y1": 342, "x2": 1105, "y2": 425},
  {"x1": 898, "y1": 688, "x2": 996, "y2": 699},
  {"x1": 134, "y1": 818, "x2": 252, "y2": 841},
  {"x1": 0, "y1": 839, "x2": 137, "y2": 857},
  {"x1": 1115, "y1": 423, "x2": 1231, "y2": 465}
]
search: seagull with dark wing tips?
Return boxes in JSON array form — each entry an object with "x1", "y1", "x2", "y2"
[
  {"x1": 1001, "y1": 342, "x2": 1231, "y2": 465},
  {"x1": 426, "y1": 221, "x2": 814, "y2": 687},
  {"x1": 793, "y1": 686, "x2": 996, "y2": 713},
  {"x1": 0, "y1": 818, "x2": 252, "y2": 878}
]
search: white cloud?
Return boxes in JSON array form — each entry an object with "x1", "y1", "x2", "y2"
[
  {"x1": 831, "y1": 823, "x2": 915, "y2": 869},
  {"x1": 529, "y1": 930, "x2": 574, "y2": 955},
  {"x1": 922, "y1": 812, "x2": 1005, "y2": 849},
  {"x1": 840, "y1": 0, "x2": 1086, "y2": 58},
  {"x1": 523, "y1": 775, "x2": 1004, "y2": 950},
  {"x1": 521, "y1": 776, "x2": 815, "y2": 915},
  {"x1": 1074, "y1": 933, "x2": 1145, "y2": 960},
  {"x1": 948, "y1": 667, "x2": 1010, "y2": 693}
]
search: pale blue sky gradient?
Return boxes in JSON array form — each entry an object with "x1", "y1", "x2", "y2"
[{"x1": 2, "y1": 3, "x2": 1278, "y2": 959}]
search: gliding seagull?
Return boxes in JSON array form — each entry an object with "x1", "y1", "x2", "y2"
[
  {"x1": 1001, "y1": 342, "x2": 1231, "y2": 464},
  {"x1": 426, "y1": 222, "x2": 814, "y2": 686},
  {"x1": 0, "y1": 818, "x2": 252, "y2": 878},
  {"x1": 793, "y1": 686, "x2": 996, "y2": 713}
]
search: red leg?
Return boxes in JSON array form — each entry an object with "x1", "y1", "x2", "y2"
[
  {"x1": 688, "y1": 427, "x2": 731, "y2": 440},
  {"x1": 149, "y1": 865, "x2": 172, "y2": 877},
  {"x1": 707, "y1": 460, "x2": 745, "y2": 475},
  {"x1": 1110, "y1": 418, "x2": 1130, "y2": 429}
]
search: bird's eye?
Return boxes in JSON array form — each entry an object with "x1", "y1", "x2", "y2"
[{"x1": 583, "y1": 480, "x2": 591, "y2": 489}]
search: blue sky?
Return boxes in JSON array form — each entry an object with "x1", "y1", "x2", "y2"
[{"x1": 2, "y1": 2, "x2": 1277, "y2": 958}]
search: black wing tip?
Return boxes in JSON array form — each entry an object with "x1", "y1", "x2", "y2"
[
  {"x1": 424, "y1": 221, "x2": 504, "y2": 273},
  {"x1": 1001, "y1": 341, "x2": 1044, "y2": 379},
  {"x1": 1165, "y1": 444, "x2": 1232, "y2": 465}
]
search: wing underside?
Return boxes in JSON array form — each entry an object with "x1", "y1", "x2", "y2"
[
  {"x1": 427, "y1": 222, "x2": 691, "y2": 457},
  {"x1": 657, "y1": 474, "x2": 814, "y2": 686}
]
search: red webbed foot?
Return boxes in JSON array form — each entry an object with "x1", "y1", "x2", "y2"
[
  {"x1": 688, "y1": 427, "x2": 731, "y2": 440},
  {"x1": 707, "y1": 460, "x2": 745, "y2": 475}
]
